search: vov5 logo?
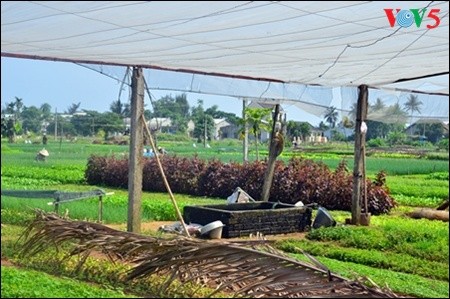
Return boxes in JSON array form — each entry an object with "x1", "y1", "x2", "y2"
[{"x1": 384, "y1": 8, "x2": 441, "y2": 29}]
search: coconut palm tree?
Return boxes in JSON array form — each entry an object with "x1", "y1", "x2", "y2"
[
  {"x1": 324, "y1": 106, "x2": 338, "y2": 128},
  {"x1": 371, "y1": 98, "x2": 385, "y2": 112},
  {"x1": 66, "y1": 102, "x2": 81, "y2": 114},
  {"x1": 348, "y1": 102, "x2": 358, "y2": 121},
  {"x1": 403, "y1": 94, "x2": 423, "y2": 129},
  {"x1": 403, "y1": 94, "x2": 424, "y2": 138}
]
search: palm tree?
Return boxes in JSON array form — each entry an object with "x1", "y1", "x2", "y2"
[
  {"x1": 324, "y1": 106, "x2": 338, "y2": 128},
  {"x1": 404, "y1": 94, "x2": 422, "y2": 125},
  {"x1": 385, "y1": 102, "x2": 408, "y2": 125},
  {"x1": 403, "y1": 94, "x2": 423, "y2": 138},
  {"x1": 66, "y1": 102, "x2": 81, "y2": 114},
  {"x1": 371, "y1": 98, "x2": 385, "y2": 112},
  {"x1": 14, "y1": 97, "x2": 23, "y2": 121},
  {"x1": 348, "y1": 102, "x2": 358, "y2": 121},
  {"x1": 110, "y1": 99, "x2": 124, "y2": 115},
  {"x1": 242, "y1": 107, "x2": 272, "y2": 160}
]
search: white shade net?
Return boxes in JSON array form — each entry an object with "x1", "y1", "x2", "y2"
[
  {"x1": 2, "y1": 1, "x2": 448, "y2": 127},
  {"x1": 2, "y1": 1, "x2": 448, "y2": 93}
]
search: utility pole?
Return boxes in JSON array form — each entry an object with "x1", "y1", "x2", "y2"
[
  {"x1": 204, "y1": 116, "x2": 207, "y2": 148},
  {"x1": 127, "y1": 67, "x2": 145, "y2": 233},
  {"x1": 54, "y1": 108, "x2": 57, "y2": 140}
]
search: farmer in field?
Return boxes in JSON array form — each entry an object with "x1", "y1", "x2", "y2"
[
  {"x1": 143, "y1": 147, "x2": 154, "y2": 158},
  {"x1": 35, "y1": 148, "x2": 49, "y2": 162}
]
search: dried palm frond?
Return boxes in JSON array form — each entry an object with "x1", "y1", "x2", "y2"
[{"x1": 19, "y1": 210, "x2": 397, "y2": 298}]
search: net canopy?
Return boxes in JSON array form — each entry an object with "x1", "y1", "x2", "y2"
[{"x1": 2, "y1": 1, "x2": 449, "y2": 125}]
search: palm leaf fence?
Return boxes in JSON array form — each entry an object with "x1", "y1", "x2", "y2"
[{"x1": 18, "y1": 210, "x2": 398, "y2": 298}]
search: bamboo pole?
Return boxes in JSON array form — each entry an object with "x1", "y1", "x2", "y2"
[{"x1": 141, "y1": 114, "x2": 191, "y2": 238}]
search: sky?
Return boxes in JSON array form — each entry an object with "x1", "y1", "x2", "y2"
[{"x1": 1, "y1": 57, "x2": 325, "y2": 125}]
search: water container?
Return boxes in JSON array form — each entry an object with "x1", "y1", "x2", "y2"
[{"x1": 312, "y1": 207, "x2": 336, "y2": 229}]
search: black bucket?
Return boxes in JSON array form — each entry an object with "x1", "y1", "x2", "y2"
[{"x1": 312, "y1": 207, "x2": 336, "y2": 229}]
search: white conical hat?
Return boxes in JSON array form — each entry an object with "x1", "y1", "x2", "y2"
[{"x1": 39, "y1": 149, "x2": 49, "y2": 156}]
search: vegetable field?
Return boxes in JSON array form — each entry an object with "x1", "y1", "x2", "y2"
[{"x1": 1, "y1": 138, "x2": 448, "y2": 298}]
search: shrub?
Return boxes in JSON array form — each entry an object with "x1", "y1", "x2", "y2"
[
  {"x1": 84, "y1": 155, "x2": 108, "y2": 185},
  {"x1": 436, "y1": 138, "x2": 449, "y2": 151},
  {"x1": 85, "y1": 156, "x2": 397, "y2": 214},
  {"x1": 197, "y1": 159, "x2": 242, "y2": 198},
  {"x1": 367, "y1": 138, "x2": 387, "y2": 148}
]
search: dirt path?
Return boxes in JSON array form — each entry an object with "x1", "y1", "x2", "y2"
[{"x1": 106, "y1": 221, "x2": 174, "y2": 233}]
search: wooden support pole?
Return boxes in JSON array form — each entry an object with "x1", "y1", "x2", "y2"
[
  {"x1": 261, "y1": 104, "x2": 281, "y2": 202},
  {"x1": 127, "y1": 67, "x2": 145, "y2": 233},
  {"x1": 351, "y1": 85, "x2": 368, "y2": 225},
  {"x1": 242, "y1": 98, "x2": 249, "y2": 162},
  {"x1": 54, "y1": 196, "x2": 60, "y2": 214},
  {"x1": 98, "y1": 195, "x2": 103, "y2": 223}
]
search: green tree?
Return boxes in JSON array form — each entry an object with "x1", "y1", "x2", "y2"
[
  {"x1": 417, "y1": 122, "x2": 445, "y2": 144},
  {"x1": 3, "y1": 97, "x2": 24, "y2": 142},
  {"x1": 21, "y1": 106, "x2": 43, "y2": 133},
  {"x1": 110, "y1": 99, "x2": 124, "y2": 115},
  {"x1": 191, "y1": 100, "x2": 214, "y2": 143},
  {"x1": 241, "y1": 107, "x2": 272, "y2": 160},
  {"x1": 205, "y1": 105, "x2": 240, "y2": 125},
  {"x1": 318, "y1": 121, "x2": 328, "y2": 131},
  {"x1": 385, "y1": 102, "x2": 408, "y2": 126},
  {"x1": 5, "y1": 118, "x2": 17, "y2": 143},
  {"x1": 47, "y1": 115, "x2": 76, "y2": 137},
  {"x1": 66, "y1": 102, "x2": 81, "y2": 114},
  {"x1": 40, "y1": 103, "x2": 52, "y2": 116},
  {"x1": 286, "y1": 121, "x2": 311, "y2": 142},
  {"x1": 152, "y1": 93, "x2": 190, "y2": 133},
  {"x1": 110, "y1": 99, "x2": 131, "y2": 118},
  {"x1": 39, "y1": 103, "x2": 52, "y2": 123},
  {"x1": 69, "y1": 111, "x2": 123, "y2": 138}
]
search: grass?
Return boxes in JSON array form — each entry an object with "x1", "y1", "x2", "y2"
[
  {"x1": 1, "y1": 184, "x2": 226, "y2": 224},
  {"x1": 1, "y1": 266, "x2": 135, "y2": 298},
  {"x1": 306, "y1": 215, "x2": 449, "y2": 262},
  {"x1": 386, "y1": 174, "x2": 449, "y2": 199},
  {"x1": 290, "y1": 254, "x2": 449, "y2": 298}
]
